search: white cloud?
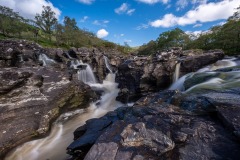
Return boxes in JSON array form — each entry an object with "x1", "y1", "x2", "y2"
[
  {"x1": 127, "y1": 9, "x2": 136, "y2": 15},
  {"x1": 97, "y1": 29, "x2": 109, "y2": 38},
  {"x1": 193, "y1": 23, "x2": 202, "y2": 28},
  {"x1": 136, "y1": 24, "x2": 149, "y2": 30},
  {"x1": 176, "y1": 0, "x2": 188, "y2": 10},
  {"x1": 93, "y1": 20, "x2": 109, "y2": 26},
  {"x1": 115, "y1": 3, "x2": 135, "y2": 15},
  {"x1": 80, "y1": 16, "x2": 89, "y2": 23},
  {"x1": 77, "y1": 0, "x2": 94, "y2": 5},
  {"x1": 136, "y1": 0, "x2": 170, "y2": 5},
  {"x1": 150, "y1": 14, "x2": 178, "y2": 27},
  {"x1": 0, "y1": 0, "x2": 61, "y2": 19},
  {"x1": 120, "y1": 34, "x2": 124, "y2": 37},
  {"x1": 185, "y1": 30, "x2": 203, "y2": 39},
  {"x1": 217, "y1": 21, "x2": 226, "y2": 26},
  {"x1": 150, "y1": 0, "x2": 239, "y2": 28}
]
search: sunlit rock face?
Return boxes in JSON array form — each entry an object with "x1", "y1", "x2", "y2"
[
  {"x1": 0, "y1": 40, "x2": 100, "y2": 158},
  {"x1": 68, "y1": 89, "x2": 240, "y2": 160},
  {"x1": 116, "y1": 49, "x2": 224, "y2": 103}
]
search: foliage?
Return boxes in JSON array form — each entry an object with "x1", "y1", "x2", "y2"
[
  {"x1": 186, "y1": 6, "x2": 240, "y2": 55},
  {"x1": 137, "y1": 40, "x2": 157, "y2": 55},
  {"x1": 0, "y1": 5, "x2": 29, "y2": 37},
  {"x1": 156, "y1": 28, "x2": 190, "y2": 50},
  {"x1": 35, "y1": 6, "x2": 57, "y2": 41},
  {"x1": 137, "y1": 6, "x2": 240, "y2": 55}
]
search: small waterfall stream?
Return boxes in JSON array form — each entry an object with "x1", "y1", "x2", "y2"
[
  {"x1": 38, "y1": 54, "x2": 56, "y2": 66},
  {"x1": 169, "y1": 58, "x2": 238, "y2": 91},
  {"x1": 5, "y1": 66, "x2": 121, "y2": 160},
  {"x1": 103, "y1": 55, "x2": 113, "y2": 73},
  {"x1": 173, "y1": 62, "x2": 181, "y2": 83}
]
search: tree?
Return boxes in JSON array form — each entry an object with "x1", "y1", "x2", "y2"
[
  {"x1": 156, "y1": 28, "x2": 190, "y2": 50},
  {"x1": 0, "y1": 5, "x2": 28, "y2": 37},
  {"x1": 63, "y1": 16, "x2": 78, "y2": 45},
  {"x1": 35, "y1": 6, "x2": 57, "y2": 41}
]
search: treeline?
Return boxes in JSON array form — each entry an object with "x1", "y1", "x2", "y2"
[
  {"x1": 0, "y1": 5, "x2": 127, "y2": 52},
  {"x1": 138, "y1": 6, "x2": 240, "y2": 55}
]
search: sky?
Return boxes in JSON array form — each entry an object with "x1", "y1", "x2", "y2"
[{"x1": 0, "y1": 0, "x2": 239, "y2": 46}]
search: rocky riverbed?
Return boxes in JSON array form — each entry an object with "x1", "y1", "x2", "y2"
[{"x1": 0, "y1": 39, "x2": 238, "y2": 160}]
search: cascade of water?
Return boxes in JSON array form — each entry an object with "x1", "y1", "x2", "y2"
[
  {"x1": 5, "y1": 72, "x2": 121, "y2": 160},
  {"x1": 103, "y1": 55, "x2": 113, "y2": 73},
  {"x1": 38, "y1": 54, "x2": 55, "y2": 66},
  {"x1": 169, "y1": 73, "x2": 190, "y2": 91},
  {"x1": 184, "y1": 71, "x2": 240, "y2": 93},
  {"x1": 173, "y1": 62, "x2": 181, "y2": 82},
  {"x1": 197, "y1": 59, "x2": 237, "y2": 72},
  {"x1": 77, "y1": 64, "x2": 96, "y2": 84},
  {"x1": 169, "y1": 58, "x2": 237, "y2": 91}
]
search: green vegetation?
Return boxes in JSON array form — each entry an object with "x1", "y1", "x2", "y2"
[
  {"x1": 138, "y1": 6, "x2": 240, "y2": 55},
  {"x1": 0, "y1": 5, "x2": 129, "y2": 53},
  {"x1": 1, "y1": 4, "x2": 239, "y2": 55}
]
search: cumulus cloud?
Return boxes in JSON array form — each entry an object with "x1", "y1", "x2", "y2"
[
  {"x1": 0, "y1": 0, "x2": 61, "y2": 19},
  {"x1": 150, "y1": 0, "x2": 239, "y2": 28},
  {"x1": 136, "y1": 0, "x2": 170, "y2": 5},
  {"x1": 97, "y1": 29, "x2": 109, "y2": 38},
  {"x1": 77, "y1": 0, "x2": 94, "y2": 5},
  {"x1": 80, "y1": 16, "x2": 89, "y2": 23},
  {"x1": 115, "y1": 3, "x2": 135, "y2": 15}
]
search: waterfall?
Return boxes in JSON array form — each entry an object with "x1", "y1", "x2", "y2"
[
  {"x1": 103, "y1": 55, "x2": 113, "y2": 73},
  {"x1": 169, "y1": 73, "x2": 189, "y2": 91},
  {"x1": 77, "y1": 64, "x2": 96, "y2": 84},
  {"x1": 197, "y1": 59, "x2": 237, "y2": 72},
  {"x1": 68, "y1": 59, "x2": 96, "y2": 84},
  {"x1": 38, "y1": 54, "x2": 55, "y2": 66},
  {"x1": 169, "y1": 58, "x2": 238, "y2": 91},
  {"x1": 173, "y1": 62, "x2": 181, "y2": 82},
  {"x1": 5, "y1": 72, "x2": 122, "y2": 160}
]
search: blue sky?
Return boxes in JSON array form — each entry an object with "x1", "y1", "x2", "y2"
[{"x1": 0, "y1": 0, "x2": 239, "y2": 46}]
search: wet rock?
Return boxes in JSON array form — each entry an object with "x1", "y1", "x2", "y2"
[
  {"x1": 116, "y1": 49, "x2": 224, "y2": 103},
  {"x1": 180, "y1": 50, "x2": 224, "y2": 73}
]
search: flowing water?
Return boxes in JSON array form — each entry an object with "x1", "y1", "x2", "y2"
[
  {"x1": 103, "y1": 55, "x2": 113, "y2": 73},
  {"x1": 38, "y1": 54, "x2": 56, "y2": 66},
  {"x1": 169, "y1": 58, "x2": 238, "y2": 91},
  {"x1": 5, "y1": 71, "x2": 121, "y2": 160},
  {"x1": 173, "y1": 62, "x2": 181, "y2": 83},
  {"x1": 77, "y1": 64, "x2": 96, "y2": 84}
]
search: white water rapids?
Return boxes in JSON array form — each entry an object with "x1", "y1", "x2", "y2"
[
  {"x1": 5, "y1": 73, "x2": 121, "y2": 160},
  {"x1": 169, "y1": 58, "x2": 238, "y2": 91}
]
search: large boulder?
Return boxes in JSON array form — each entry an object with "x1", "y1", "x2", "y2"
[
  {"x1": 116, "y1": 49, "x2": 224, "y2": 103},
  {"x1": 0, "y1": 67, "x2": 98, "y2": 158},
  {"x1": 180, "y1": 50, "x2": 224, "y2": 74},
  {"x1": 68, "y1": 89, "x2": 240, "y2": 160}
]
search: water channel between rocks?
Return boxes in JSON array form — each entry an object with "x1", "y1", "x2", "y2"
[
  {"x1": 5, "y1": 72, "x2": 122, "y2": 160},
  {"x1": 5, "y1": 56, "x2": 239, "y2": 160}
]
